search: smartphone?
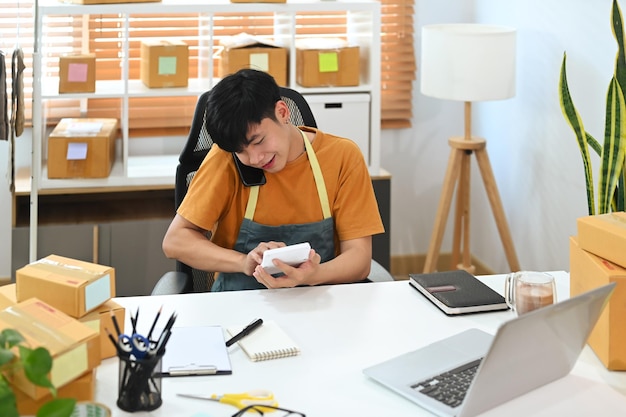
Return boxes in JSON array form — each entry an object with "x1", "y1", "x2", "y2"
[{"x1": 261, "y1": 242, "x2": 311, "y2": 275}]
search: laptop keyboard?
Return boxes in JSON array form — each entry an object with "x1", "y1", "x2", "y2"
[{"x1": 410, "y1": 358, "x2": 483, "y2": 408}]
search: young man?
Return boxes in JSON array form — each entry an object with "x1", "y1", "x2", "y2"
[{"x1": 162, "y1": 69, "x2": 384, "y2": 291}]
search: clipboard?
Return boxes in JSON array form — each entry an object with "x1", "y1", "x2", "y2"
[{"x1": 156, "y1": 325, "x2": 232, "y2": 376}]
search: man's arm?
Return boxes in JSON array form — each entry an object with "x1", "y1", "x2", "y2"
[{"x1": 162, "y1": 214, "x2": 249, "y2": 274}]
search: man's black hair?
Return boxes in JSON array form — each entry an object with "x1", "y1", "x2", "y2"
[{"x1": 205, "y1": 69, "x2": 282, "y2": 153}]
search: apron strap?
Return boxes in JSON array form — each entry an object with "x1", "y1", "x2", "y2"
[{"x1": 244, "y1": 128, "x2": 331, "y2": 220}]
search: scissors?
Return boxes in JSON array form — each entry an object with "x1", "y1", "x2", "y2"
[
  {"x1": 177, "y1": 389, "x2": 278, "y2": 410},
  {"x1": 118, "y1": 333, "x2": 150, "y2": 359}
]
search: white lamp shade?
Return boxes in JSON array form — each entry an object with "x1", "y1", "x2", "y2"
[{"x1": 421, "y1": 24, "x2": 517, "y2": 102}]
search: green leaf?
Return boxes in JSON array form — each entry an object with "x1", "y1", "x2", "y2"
[
  {"x1": 19, "y1": 346, "x2": 55, "y2": 392},
  {"x1": 36, "y1": 398, "x2": 76, "y2": 417},
  {"x1": 0, "y1": 329, "x2": 25, "y2": 350},
  {"x1": 587, "y1": 132, "x2": 603, "y2": 155},
  {"x1": 599, "y1": 77, "x2": 626, "y2": 213},
  {"x1": 613, "y1": 0, "x2": 626, "y2": 90},
  {"x1": 0, "y1": 378, "x2": 18, "y2": 417},
  {"x1": 0, "y1": 348, "x2": 15, "y2": 367},
  {"x1": 559, "y1": 52, "x2": 597, "y2": 215}
]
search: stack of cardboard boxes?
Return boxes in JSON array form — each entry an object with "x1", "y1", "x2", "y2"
[
  {"x1": 1, "y1": 254, "x2": 125, "y2": 414},
  {"x1": 570, "y1": 212, "x2": 626, "y2": 370}
]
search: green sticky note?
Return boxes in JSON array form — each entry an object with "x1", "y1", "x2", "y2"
[
  {"x1": 158, "y1": 56, "x2": 177, "y2": 75},
  {"x1": 318, "y1": 52, "x2": 339, "y2": 73}
]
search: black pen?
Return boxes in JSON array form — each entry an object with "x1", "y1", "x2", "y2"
[{"x1": 225, "y1": 318, "x2": 263, "y2": 347}]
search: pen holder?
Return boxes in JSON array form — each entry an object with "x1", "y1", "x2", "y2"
[{"x1": 117, "y1": 352, "x2": 163, "y2": 412}]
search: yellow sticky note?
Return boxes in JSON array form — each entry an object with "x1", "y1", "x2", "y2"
[
  {"x1": 250, "y1": 53, "x2": 269, "y2": 72},
  {"x1": 318, "y1": 52, "x2": 339, "y2": 73}
]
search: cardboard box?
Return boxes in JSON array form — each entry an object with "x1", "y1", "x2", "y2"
[
  {"x1": 16, "y1": 254, "x2": 116, "y2": 318},
  {"x1": 219, "y1": 34, "x2": 288, "y2": 86},
  {"x1": 15, "y1": 370, "x2": 95, "y2": 416},
  {"x1": 0, "y1": 283, "x2": 17, "y2": 309},
  {"x1": 0, "y1": 298, "x2": 100, "y2": 399},
  {"x1": 140, "y1": 40, "x2": 189, "y2": 88},
  {"x1": 569, "y1": 236, "x2": 626, "y2": 370},
  {"x1": 58, "y1": 54, "x2": 96, "y2": 94},
  {"x1": 47, "y1": 118, "x2": 118, "y2": 179},
  {"x1": 79, "y1": 299, "x2": 125, "y2": 359},
  {"x1": 296, "y1": 38, "x2": 360, "y2": 87},
  {"x1": 578, "y1": 212, "x2": 626, "y2": 269}
]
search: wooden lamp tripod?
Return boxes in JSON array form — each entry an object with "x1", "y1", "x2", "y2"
[{"x1": 420, "y1": 24, "x2": 521, "y2": 274}]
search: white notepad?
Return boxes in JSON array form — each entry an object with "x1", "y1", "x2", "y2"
[{"x1": 227, "y1": 321, "x2": 300, "y2": 362}]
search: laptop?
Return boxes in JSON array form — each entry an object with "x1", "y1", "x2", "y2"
[{"x1": 363, "y1": 282, "x2": 615, "y2": 417}]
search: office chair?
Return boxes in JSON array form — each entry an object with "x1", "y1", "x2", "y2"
[{"x1": 152, "y1": 87, "x2": 393, "y2": 295}]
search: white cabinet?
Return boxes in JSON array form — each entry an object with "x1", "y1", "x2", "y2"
[
  {"x1": 305, "y1": 93, "x2": 371, "y2": 163},
  {"x1": 30, "y1": 0, "x2": 381, "y2": 260}
]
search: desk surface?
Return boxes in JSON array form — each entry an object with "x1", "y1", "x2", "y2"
[{"x1": 99, "y1": 272, "x2": 626, "y2": 416}]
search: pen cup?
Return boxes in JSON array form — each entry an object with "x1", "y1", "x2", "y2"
[{"x1": 117, "y1": 352, "x2": 163, "y2": 412}]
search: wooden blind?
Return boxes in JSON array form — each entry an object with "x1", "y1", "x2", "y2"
[{"x1": 0, "y1": 0, "x2": 415, "y2": 130}]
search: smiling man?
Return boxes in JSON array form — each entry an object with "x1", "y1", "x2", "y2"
[{"x1": 162, "y1": 69, "x2": 384, "y2": 291}]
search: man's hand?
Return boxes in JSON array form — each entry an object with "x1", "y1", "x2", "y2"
[
  {"x1": 252, "y1": 249, "x2": 321, "y2": 288},
  {"x1": 243, "y1": 241, "x2": 286, "y2": 276}
]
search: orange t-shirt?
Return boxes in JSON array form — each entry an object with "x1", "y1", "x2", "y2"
[{"x1": 178, "y1": 127, "x2": 384, "y2": 253}]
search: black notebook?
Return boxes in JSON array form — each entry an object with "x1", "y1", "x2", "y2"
[{"x1": 409, "y1": 270, "x2": 509, "y2": 315}]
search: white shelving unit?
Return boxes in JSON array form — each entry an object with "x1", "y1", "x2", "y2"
[{"x1": 30, "y1": 0, "x2": 381, "y2": 260}]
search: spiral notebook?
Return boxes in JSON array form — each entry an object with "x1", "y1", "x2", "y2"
[{"x1": 227, "y1": 320, "x2": 300, "y2": 362}]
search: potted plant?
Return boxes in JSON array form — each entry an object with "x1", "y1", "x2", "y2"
[
  {"x1": 0, "y1": 328, "x2": 75, "y2": 417},
  {"x1": 559, "y1": 0, "x2": 626, "y2": 215}
]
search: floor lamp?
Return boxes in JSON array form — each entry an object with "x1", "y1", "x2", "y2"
[{"x1": 420, "y1": 24, "x2": 520, "y2": 274}]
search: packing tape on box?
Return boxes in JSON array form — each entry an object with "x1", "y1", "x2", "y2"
[
  {"x1": 0, "y1": 304, "x2": 76, "y2": 351},
  {"x1": 34, "y1": 257, "x2": 104, "y2": 278},
  {"x1": 73, "y1": 402, "x2": 111, "y2": 417}
]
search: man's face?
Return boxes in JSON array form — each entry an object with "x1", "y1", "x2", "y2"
[{"x1": 235, "y1": 102, "x2": 300, "y2": 173}]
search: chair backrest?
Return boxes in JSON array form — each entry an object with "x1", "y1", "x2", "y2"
[{"x1": 174, "y1": 87, "x2": 318, "y2": 292}]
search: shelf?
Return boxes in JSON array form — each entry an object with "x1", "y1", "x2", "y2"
[{"x1": 30, "y1": 0, "x2": 381, "y2": 261}]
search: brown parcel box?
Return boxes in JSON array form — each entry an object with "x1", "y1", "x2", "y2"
[
  {"x1": 16, "y1": 254, "x2": 116, "y2": 318},
  {"x1": 0, "y1": 283, "x2": 16, "y2": 309},
  {"x1": 296, "y1": 41, "x2": 360, "y2": 87},
  {"x1": 220, "y1": 43, "x2": 288, "y2": 86},
  {"x1": 578, "y1": 212, "x2": 626, "y2": 269},
  {"x1": 47, "y1": 118, "x2": 118, "y2": 179},
  {"x1": 15, "y1": 370, "x2": 95, "y2": 416},
  {"x1": 570, "y1": 236, "x2": 626, "y2": 370},
  {"x1": 141, "y1": 40, "x2": 189, "y2": 88},
  {"x1": 0, "y1": 298, "x2": 100, "y2": 399},
  {"x1": 79, "y1": 299, "x2": 126, "y2": 360},
  {"x1": 58, "y1": 54, "x2": 96, "y2": 94}
]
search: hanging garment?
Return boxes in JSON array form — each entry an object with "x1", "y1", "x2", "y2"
[
  {"x1": 12, "y1": 47, "x2": 25, "y2": 137},
  {"x1": 0, "y1": 51, "x2": 7, "y2": 141}
]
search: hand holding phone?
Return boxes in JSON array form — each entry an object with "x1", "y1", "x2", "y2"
[{"x1": 261, "y1": 242, "x2": 311, "y2": 275}]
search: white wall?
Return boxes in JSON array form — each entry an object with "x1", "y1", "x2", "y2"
[
  {"x1": 0, "y1": 0, "x2": 615, "y2": 277},
  {"x1": 382, "y1": 0, "x2": 613, "y2": 273}
]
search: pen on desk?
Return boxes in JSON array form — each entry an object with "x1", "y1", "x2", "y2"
[
  {"x1": 147, "y1": 305, "x2": 163, "y2": 341},
  {"x1": 131, "y1": 307, "x2": 140, "y2": 334},
  {"x1": 110, "y1": 310, "x2": 122, "y2": 337},
  {"x1": 225, "y1": 318, "x2": 263, "y2": 347}
]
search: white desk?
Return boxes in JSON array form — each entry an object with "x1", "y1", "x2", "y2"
[{"x1": 98, "y1": 271, "x2": 626, "y2": 416}]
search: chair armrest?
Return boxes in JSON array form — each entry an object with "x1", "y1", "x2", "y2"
[
  {"x1": 151, "y1": 271, "x2": 193, "y2": 295},
  {"x1": 368, "y1": 259, "x2": 395, "y2": 282}
]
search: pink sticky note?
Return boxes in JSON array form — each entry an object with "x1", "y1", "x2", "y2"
[{"x1": 68, "y1": 63, "x2": 88, "y2": 82}]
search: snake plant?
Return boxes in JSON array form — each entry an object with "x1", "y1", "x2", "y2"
[{"x1": 559, "y1": 0, "x2": 626, "y2": 215}]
